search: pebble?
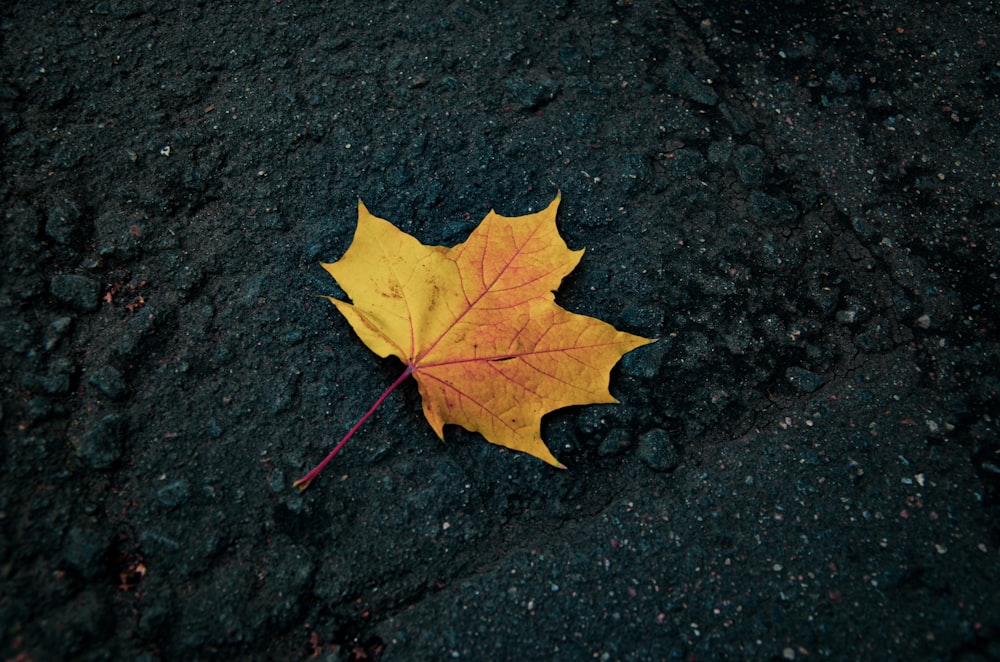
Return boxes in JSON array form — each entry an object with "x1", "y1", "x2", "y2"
[
  {"x1": 637, "y1": 428, "x2": 679, "y2": 472},
  {"x1": 206, "y1": 419, "x2": 224, "y2": 438},
  {"x1": 45, "y1": 315, "x2": 74, "y2": 350},
  {"x1": 78, "y1": 414, "x2": 127, "y2": 470},
  {"x1": 50, "y1": 274, "x2": 100, "y2": 312},
  {"x1": 62, "y1": 527, "x2": 109, "y2": 579},
  {"x1": 157, "y1": 479, "x2": 190, "y2": 508},
  {"x1": 598, "y1": 428, "x2": 633, "y2": 457},
  {"x1": 785, "y1": 366, "x2": 824, "y2": 394},
  {"x1": 22, "y1": 371, "x2": 71, "y2": 395},
  {"x1": 26, "y1": 397, "x2": 53, "y2": 421},
  {"x1": 749, "y1": 190, "x2": 799, "y2": 226},
  {"x1": 621, "y1": 338, "x2": 664, "y2": 380},
  {"x1": 88, "y1": 365, "x2": 128, "y2": 400},
  {"x1": 44, "y1": 198, "x2": 83, "y2": 245},
  {"x1": 139, "y1": 529, "x2": 181, "y2": 555},
  {"x1": 267, "y1": 469, "x2": 286, "y2": 493},
  {"x1": 504, "y1": 76, "x2": 560, "y2": 110},
  {"x1": 732, "y1": 144, "x2": 771, "y2": 186},
  {"x1": 663, "y1": 55, "x2": 718, "y2": 106}
]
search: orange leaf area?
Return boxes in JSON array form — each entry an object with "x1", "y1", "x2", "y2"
[{"x1": 295, "y1": 193, "x2": 653, "y2": 490}]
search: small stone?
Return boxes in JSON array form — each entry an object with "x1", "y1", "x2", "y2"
[
  {"x1": 51, "y1": 274, "x2": 100, "y2": 312},
  {"x1": 206, "y1": 419, "x2": 224, "y2": 438},
  {"x1": 51, "y1": 316, "x2": 73, "y2": 333},
  {"x1": 45, "y1": 199, "x2": 83, "y2": 245},
  {"x1": 749, "y1": 190, "x2": 798, "y2": 226},
  {"x1": 707, "y1": 138, "x2": 734, "y2": 165},
  {"x1": 267, "y1": 469, "x2": 286, "y2": 493},
  {"x1": 559, "y1": 46, "x2": 588, "y2": 75},
  {"x1": 139, "y1": 529, "x2": 181, "y2": 556},
  {"x1": 598, "y1": 429, "x2": 633, "y2": 457},
  {"x1": 785, "y1": 366, "x2": 824, "y2": 394},
  {"x1": 88, "y1": 365, "x2": 128, "y2": 400},
  {"x1": 836, "y1": 309, "x2": 857, "y2": 324},
  {"x1": 22, "y1": 371, "x2": 71, "y2": 395},
  {"x1": 504, "y1": 76, "x2": 560, "y2": 110},
  {"x1": 63, "y1": 527, "x2": 109, "y2": 579},
  {"x1": 78, "y1": 414, "x2": 127, "y2": 470},
  {"x1": 45, "y1": 315, "x2": 74, "y2": 350},
  {"x1": 621, "y1": 338, "x2": 664, "y2": 379},
  {"x1": 732, "y1": 145, "x2": 771, "y2": 186},
  {"x1": 637, "y1": 428, "x2": 679, "y2": 472},
  {"x1": 26, "y1": 397, "x2": 53, "y2": 421},
  {"x1": 156, "y1": 479, "x2": 190, "y2": 508},
  {"x1": 0, "y1": 317, "x2": 33, "y2": 353},
  {"x1": 663, "y1": 56, "x2": 718, "y2": 106}
]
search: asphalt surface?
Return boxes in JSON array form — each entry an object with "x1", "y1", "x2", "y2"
[{"x1": 2, "y1": 1, "x2": 998, "y2": 660}]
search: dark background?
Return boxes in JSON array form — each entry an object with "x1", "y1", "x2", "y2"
[{"x1": 2, "y1": 1, "x2": 998, "y2": 659}]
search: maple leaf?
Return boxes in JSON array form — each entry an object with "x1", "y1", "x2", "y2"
[{"x1": 294, "y1": 193, "x2": 653, "y2": 490}]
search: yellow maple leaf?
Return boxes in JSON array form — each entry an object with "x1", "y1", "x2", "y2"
[{"x1": 295, "y1": 193, "x2": 653, "y2": 490}]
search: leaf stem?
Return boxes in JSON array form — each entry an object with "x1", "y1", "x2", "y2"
[{"x1": 293, "y1": 364, "x2": 414, "y2": 491}]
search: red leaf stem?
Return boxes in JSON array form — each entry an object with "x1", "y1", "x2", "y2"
[{"x1": 293, "y1": 364, "x2": 414, "y2": 491}]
